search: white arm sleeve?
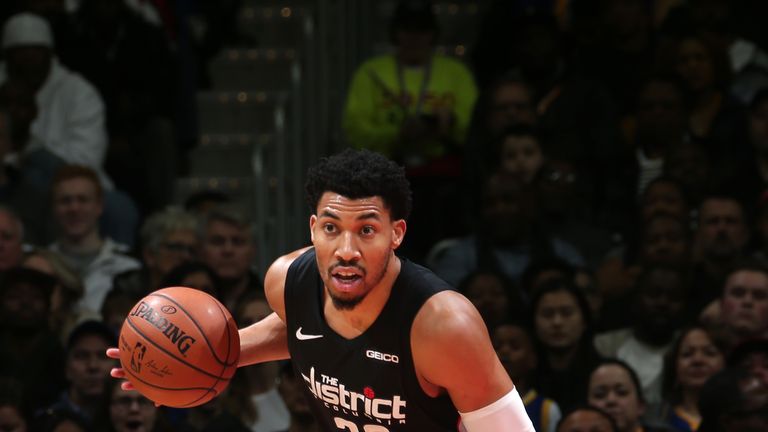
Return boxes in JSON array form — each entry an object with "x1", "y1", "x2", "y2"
[{"x1": 459, "y1": 388, "x2": 535, "y2": 432}]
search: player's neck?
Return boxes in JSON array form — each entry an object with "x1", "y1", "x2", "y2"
[{"x1": 324, "y1": 255, "x2": 401, "y2": 339}]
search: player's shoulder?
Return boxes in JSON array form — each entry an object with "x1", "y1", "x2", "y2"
[
  {"x1": 412, "y1": 290, "x2": 485, "y2": 344},
  {"x1": 265, "y1": 247, "x2": 313, "y2": 284}
]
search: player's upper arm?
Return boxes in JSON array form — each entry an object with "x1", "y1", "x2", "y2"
[
  {"x1": 264, "y1": 246, "x2": 312, "y2": 322},
  {"x1": 412, "y1": 291, "x2": 512, "y2": 412}
]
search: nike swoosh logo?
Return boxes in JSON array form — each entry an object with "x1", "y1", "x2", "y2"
[{"x1": 296, "y1": 327, "x2": 324, "y2": 340}]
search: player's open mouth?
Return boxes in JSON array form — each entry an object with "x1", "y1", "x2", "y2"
[
  {"x1": 124, "y1": 421, "x2": 144, "y2": 431},
  {"x1": 331, "y1": 268, "x2": 363, "y2": 290}
]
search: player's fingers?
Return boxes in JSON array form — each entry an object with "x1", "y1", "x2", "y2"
[
  {"x1": 106, "y1": 348, "x2": 121, "y2": 359},
  {"x1": 111, "y1": 368, "x2": 126, "y2": 378},
  {"x1": 120, "y1": 381, "x2": 135, "y2": 391}
]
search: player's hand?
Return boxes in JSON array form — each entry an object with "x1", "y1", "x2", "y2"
[{"x1": 106, "y1": 348, "x2": 135, "y2": 391}]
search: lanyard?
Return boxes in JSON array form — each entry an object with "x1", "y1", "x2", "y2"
[{"x1": 396, "y1": 56, "x2": 433, "y2": 116}]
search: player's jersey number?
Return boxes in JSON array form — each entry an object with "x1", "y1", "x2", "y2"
[{"x1": 334, "y1": 417, "x2": 390, "y2": 431}]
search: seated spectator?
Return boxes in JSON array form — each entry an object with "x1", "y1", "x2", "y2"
[
  {"x1": 68, "y1": 0, "x2": 177, "y2": 215},
  {"x1": 531, "y1": 279, "x2": 602, "y2": 412},
  {"x1": 458, "y1": 269, "x2": 525, "y2": 330},
  {"x1": 728, "y1": 338, "x2": 768, "y2": 386},
  {"x1": 557, "y1": 405, "x2": 619, "y2": 432},
  {"x1": 48, "y1": 320, "x2": 117, "y2": 427},
  {"x1": 587, "y1": 359, "x2": 666, "y2": 432},
  {"x1": 94, "y1": 378, "x2": 173, "y2": 432},
  {"x1": 700, "y1": 260, "x2": 768, "y2": 351},
  {"x1": 697, "y1": 367, "x2": 768, "y2": 432},
  {"x1": 496, "y1": 125, "x2": 545, "y2": 183},
  {"x1": 0, "y1": 204, "x2": 24, "y2": 270},
  {"x1": 0, "y1": 267, "x2": 65, "y2": 410},
  {"x1": 493, "y1": 322, "x2": 562, "y2": 432},
  {"x1": 0, "y1": 377, "x2": 29, "y2": 432},
  {"x1": 342, "y1": 0, "x2": 477, "y2": 168},
  {"x1": 221, "y1": 291, "x2": 290, "y2": 432},
  {"x1": 161, "y1": 261, "x2": 221, "y2": 299},
  {"x1": 276, "y1": 362, "x2": 319, "y2": 432},
  {"x1": 112, "y1": 207, "x2": 199, "y2": 298},
  {"x1": 594, "y1": 266, "x2": 688, "y2": 407},
  {"x1": 49, "y1": 165, "x2": 140, "y2": 317},
  {"x1": 200, "y1": 205, "x2": 262, "y2": 311},
  {"x1": 430, "y1": 172, "x2": 584, "y2": 287},
  {"x1": 22, "y1": 249, "x2": 88, "y2": 343},
  {"x1": 0, "y1": 106, "x2": 52, "y2": 244},
  {"x1": 660, "y1": 326, "x2": 727, "y2": 431},
  {"x1": 598, "y1": 179, "x2": 691, "y2": 306},
  {"x1": 0, "y1": 15, "x2": 138, "y2": 246}
]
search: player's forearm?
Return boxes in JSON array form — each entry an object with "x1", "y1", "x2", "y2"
[{"x1": 237, "y1": 312, "x2": 290, "y2": 366}]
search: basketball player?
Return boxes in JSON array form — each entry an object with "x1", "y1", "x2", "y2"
[{"x1": 110, "y1": 149, "x2": 533, "y2": 431}]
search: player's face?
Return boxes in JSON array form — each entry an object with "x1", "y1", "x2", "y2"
[
  {"x1": 310, "y1": 193, "x2": 405, "y2": 310},
  {"x1": 109, "y1": 387, "x2": 157, "y2": 432},
  {"x1": 675, "y1": 328, "x2": 724, "y2": 390},
  {"x1": 588, "y1": 364, "x2": 645, "y2": 432},
  {"x1": 52, "y1": 178, "x2": 103, "y2": 242},
  {"x1": 65, "y1": 335, "x2": 116, "y2": 398}
]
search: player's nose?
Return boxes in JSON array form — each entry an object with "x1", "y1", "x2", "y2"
[{"x1": 335, "y1": 232, "x2": 361, "y2": 261}]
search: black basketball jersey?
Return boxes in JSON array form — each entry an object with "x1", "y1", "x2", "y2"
[{"x1": 284, "y1": 248, "x2": 461, "y2": 432}]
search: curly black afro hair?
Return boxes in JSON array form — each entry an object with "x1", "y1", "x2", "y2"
[{"x1": 305, "y1": 148, "x2": 412, "y2": 220}]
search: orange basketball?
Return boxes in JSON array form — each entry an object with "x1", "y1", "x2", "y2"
[{"x1": 118, "y1": 287, "x2": 240, "y2": 408}]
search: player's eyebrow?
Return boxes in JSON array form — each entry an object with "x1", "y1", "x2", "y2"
[
  {"x1": 357, "y1": 212, "x2": 380, "y2": 221},
  {"x1": 319, "y1": 211, "x2": 340, "y2": 220}
]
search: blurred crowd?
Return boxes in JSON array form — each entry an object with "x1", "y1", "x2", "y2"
[{"x1": 0, "y1": 0, "x2": 767, "y2": 431}]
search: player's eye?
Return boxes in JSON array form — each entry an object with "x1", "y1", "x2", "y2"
[
  {"x1": 323, "y1": 224, "x2": 337, "y2": 234},
  {"x1": 361, "y1": 226, "x2": 375, "y2": 236}
]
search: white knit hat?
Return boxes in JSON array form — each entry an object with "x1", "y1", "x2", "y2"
[{"x1": 2, "y1": 13, "x2": 53, "y2": 49}]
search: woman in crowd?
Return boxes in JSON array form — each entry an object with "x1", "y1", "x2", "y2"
[{"x1": 660, "y1": 326, "x2": 726, "y2": 431}]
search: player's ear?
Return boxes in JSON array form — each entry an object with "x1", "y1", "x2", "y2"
[
  {"x1": 309, "y1": 215, "x2": 317, "y2": 242},
  {"x1": 391, "y1": 219, "x2": 406, "y2": 249}
]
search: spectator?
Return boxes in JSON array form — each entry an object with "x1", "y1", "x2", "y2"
[
  {"x1": 0, "y1": 105, "x2": 52, "y2": 245},
  {"x1": 0, "y1": 267, "x2": 65, "y2": 411},
  {"x1": 161, "y1": 261, "x2": 221, "y2": 299},
  {"x1": 704, "y1": 261, "x2": 768, "y2": 351},
  {"x1": 49, "y1": 165, "x2": 140, "y2": 316},
  {"x1": 587, "y1": 359, "x2": 663, "y2": 432},
  {"x1": 728, "y1": 339, "x2": 768, "y2": 386},
  {"x1": 21, "y1": 249, "x2": 88, "y2": 343},
  {"x1": 0, "y1": 204, "x2": 24, "y2": 270},
  {"x1": 430, "y1": 172, "x2": 584, "y2": 287},
  {"x1": 222, "y1": 291, "x2": 290, "y2": 432},
  {"x1": 68, "y1": 0, "x2": 177, "y2": 215},
  {"x1": 724, "y1": 88, "x2": 768, "y2": 207},
  {"x1": 458, "y1": 270, "x2": 525, "y2": 330},
  {"x1": 496, "y1": 125, "x2": 545, "y2": 183},
  {"x1": 0, "y1": 13, "x2": 110, "y2": 188},
  {"x1": 0, "y1": 377, "x2": 28, "y2": 432},
  {"x1": 0, "y1": 13, "x2": 140, "y2": 246},
  {"x1": 556, "y1": 405, "x2": 619, "y2": 432},
  {"x1": 94, "y1": 377, "x2": 173, "y2": 432},
  {"x1": 112, "y1": 207, "x2": 199, "y2": 298},
  {"x1": 199, "y1": 205, "x2": 261, "y2": 311},
  {"x1": 342, "y1": 0, "x2": 477, "y2": 167},
  {"x1": 48, "y1": 320, "x2": 117, "y2": 427},
  {"x1": 660, "y1": 326, "x2": 726, "y2": 431},
  {"x1": 697, "y1": 367, "x2": 768, "y2": 432},
  {"x1": 275, "y1": 363, "x2": 319, "y2": 432},
  {"x1": 493, "y1": 322, "x2": 562, "y2": 432},
  {"x1": 531, "y1": 279, "x2": 602, "y2": 412},
  {"x1": 594, "y1": 266, "x2": 688, "y2": 407},
  {"x1": 689, "y1": 194, "x2": 750, "y2": 314}
]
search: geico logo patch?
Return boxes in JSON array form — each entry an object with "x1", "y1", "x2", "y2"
[{"x1": 366, "y1": 349, "x2": 399, "y2": 363}]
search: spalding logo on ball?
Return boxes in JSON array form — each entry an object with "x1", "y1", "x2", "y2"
[{"x1": 119, "y1": 287, "x2": 240, "y2": 408}]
